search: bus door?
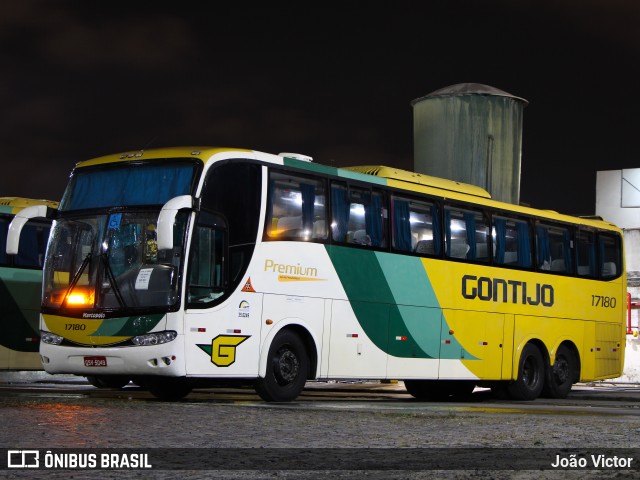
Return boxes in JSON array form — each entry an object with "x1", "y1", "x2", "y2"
[{"x1": 183, "y1": 215, "x2": 263, "y2": 376}]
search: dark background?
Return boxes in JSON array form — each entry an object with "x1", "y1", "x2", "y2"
[{"x1": 1, "y1": 1, "x2": 638, "y2": 215}]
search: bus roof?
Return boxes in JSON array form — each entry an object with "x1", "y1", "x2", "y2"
[
  {"x1": 71, "y1": 147, "x2": 621, "y2": 233},
  {"x1": 344, "y1": 165, "x2": 492, "y2": 198},
  {"x1": 76, "y1": 147, "x2": 252, "y2": 168}
]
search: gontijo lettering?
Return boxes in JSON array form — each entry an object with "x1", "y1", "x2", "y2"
[{"x1": 462, "y1": 275, "x2": 554, "y2": 307}]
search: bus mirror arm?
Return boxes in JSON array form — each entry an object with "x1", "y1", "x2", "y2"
[
  {"x1": 157, "y1": 195, "x2": 195, "y2": 250},
  {"x1": 6, "y1": 204, "x2": 55, "y2": 255}
]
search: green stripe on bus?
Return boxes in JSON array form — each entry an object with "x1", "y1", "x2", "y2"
[
  {"x1": 328, "y1": 246, "x2": 475, "y2": 360},
  {"x1": 281, "y1": 158, "x2": 387, "y2": 186},
  {"x1": 91, "y1": 314, "x2": 164, "y2": 337}
]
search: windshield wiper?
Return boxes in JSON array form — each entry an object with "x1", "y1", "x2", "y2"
[
  {"x1": 100, "y1": 252, "x2": 128, "y2": 308},
  {"x1": 62, "y1": 252, "x2": 92, "y2": 307}
]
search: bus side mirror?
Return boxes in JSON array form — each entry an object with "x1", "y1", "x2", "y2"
[
  {"x1": 157, "y1": 195, "x2": 194, "y2": 250},
  {"x1": 6, "y1": 205, "x2": 55, "y2": 255}
]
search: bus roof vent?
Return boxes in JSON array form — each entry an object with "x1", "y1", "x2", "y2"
[
  {"x1": 345, "y1": 165, "x2": 492, "y2": 199},
  {"x1": 279, "y1": 152, "x2": 313, "y2": 162}
]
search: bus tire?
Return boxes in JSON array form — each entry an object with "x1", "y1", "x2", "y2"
[
  {"x1": 146, "y1": 378, "x2": 192, "y2": 401},
  {"x1": 86, "y1": 375, "x2": 131, "y2": 389},
  {"x1": 255, "y1": 330, "x2": 309, "y2": 402},
  {"x1": 542, "y1": 345, "x2": 578, "y2": 399},
  {"x1": 508, "y1": 343, "x2": 544, "y2": 400},
  {"x1": 404, "y1": 380, "x2": 475, "y2": 401}
]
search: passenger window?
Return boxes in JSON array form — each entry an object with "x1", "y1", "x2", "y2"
[
  {"x1": 536, "y1": 223, "x2": 573, "y2": 273},
  {"x1": 266, "y1": 172, "x2": 327, "y2": 241},
  {"x1": 391, "y1": 195, "x2": 441, "y2": 255},
  {"x1": 332, "y1": 183, "x2": 387, "y2": 248},
  {"x1": 599, "y1": 233, "x2": 621, "y2": 279},
  {"x1": 444, "y1": 207, "x2": 489, "y2": 262},
  {"x1": 493, "y1": 216, "x2": 532, "y2": 268},
  {"x1": 576, "y1": 230, "x2": 596, "y2": 277}
]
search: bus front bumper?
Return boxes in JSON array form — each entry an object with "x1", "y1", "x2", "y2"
[{"x1": 39, "y1": 339, "x2": 186, "y2": 377}]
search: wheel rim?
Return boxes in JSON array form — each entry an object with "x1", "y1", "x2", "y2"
[
  {"x1": 552, "y1": 355, "x2": 570, "y2": 384},
  {"x1": 273, "y1": 346, "x2": 300, "y2": 386},
  {"x1": 523, "y1": 355, "x2": 540, "y2": 388}
]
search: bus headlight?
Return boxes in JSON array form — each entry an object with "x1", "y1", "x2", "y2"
[
  {"x1": 131, "y1": 331, "x2": 177, "y2": 346},
  {"x1": 41, "y1": 331, "x2": 64, "y2": 345}
]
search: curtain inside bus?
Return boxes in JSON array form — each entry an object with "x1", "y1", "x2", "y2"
[{"x1": 62, "y1": 162, "x2": 197, "y2": 210}]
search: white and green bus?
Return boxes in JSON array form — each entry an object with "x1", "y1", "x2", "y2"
[
  {"x1": 6, "y1": 147, "x2": 625, "y2": 401},
  {"x1": 0, "y1": 197, "x2": 57, "y2": 370}
]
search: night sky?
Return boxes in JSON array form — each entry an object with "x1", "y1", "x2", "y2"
[{"x1": 2, "y1": 1, "x2": 639, "y2": 216}]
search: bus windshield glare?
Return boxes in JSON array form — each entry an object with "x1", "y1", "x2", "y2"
[
  {"x1": 43, "y1": 211, "x2": 189, "y2": 313},
  {"x1": 42, "y1": 160, "x2": 198, "y2": 314}
]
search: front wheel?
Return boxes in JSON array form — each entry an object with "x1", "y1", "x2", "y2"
[
  {"x1": 86, "y1": 375, "x2": 131, "y2": 389},
  {"x1": 255, "y1": 330, "x2": 309, "y2": 402},
  {"x1": 542, "y1": 345, "x2": 578, "y2": 399},
  {"x1": 145, "y1": 377, "x2": 192, "y2": 401},
  {"x1": 508, "y1": 343, "x2": 545, "y2": 400}
]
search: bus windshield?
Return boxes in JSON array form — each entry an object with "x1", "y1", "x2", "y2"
[
  {"x1": 42, "y1": 210, "x2": 188, "y2": 314},
  {"x1": 60, "y1": 160, "x2": 199, "y2": 211}
]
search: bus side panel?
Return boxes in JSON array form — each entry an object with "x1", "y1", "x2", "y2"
[
  {"x1": 259, "y1": 292, "x2": 325, "y2": 376},
  {"x1": 386, "y1": 306, "x2": 441, "y2": 379},
  {"x1": 502, "y1": 314, "x2": 515, "y2": 380},
  {"x1": 184, "y1": 292, "x2": 263, "y2": 377},
  {"x1": 328, "y1": 300, "x2": 388, "y2": 378},
  {"x1": 0, "y1": 346, "x2": 41, "y2": 370},
  {"x1": 441, "y1": 309, "x2": 505, "y2": 380},
  {"x1": 593, "y1": 322, "x2": 624, "y2": 379}
]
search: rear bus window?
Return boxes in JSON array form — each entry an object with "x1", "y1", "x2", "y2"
[
  {"x1": 599, "y1": 233, "x2": 621, "y2": 279},
  {"x1": 576, "y1": 229, "x2": 597, "y2": 277}
]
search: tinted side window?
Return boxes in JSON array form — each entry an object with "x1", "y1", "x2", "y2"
[
  {"x1": 576, "y1": 229, "x2": 597, "y2": 277},
  {"x1": 265, "y1": 171, "x2": 327, "y2": 241},
  {"x1": 331, "y1": 183, "x2": 387, "y2": 248},
  {"x1": 391, "y1": 195, "x2": 441, "y2": 256},
  {"x1": 536, "y1": 223, "x2": 573, "y2": 273},
  {"x1": 200, "y1": 162, "x2": 262, "y2": 246},
  {"x1": 444, "y1": 207, "x2": 490, "y2": 262},
  {"x1": 599, "y1": 233, "x2": 621, "y2": 279},
  {"x1": 493, "y1": 216, "x2": 532, "y2": 268}
]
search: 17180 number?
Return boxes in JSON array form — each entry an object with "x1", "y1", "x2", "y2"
[{"x1": 592, "y1": 295, "x2": 616, "y2": 308}]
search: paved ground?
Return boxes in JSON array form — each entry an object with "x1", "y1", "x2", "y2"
[{"x1": 1, "y1": 374, "x2": 639, "y2": 479}]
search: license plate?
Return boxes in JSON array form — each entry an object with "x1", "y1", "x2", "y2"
[{"x1": 84, "y1": 356, "x2": 107, "y2": 367}]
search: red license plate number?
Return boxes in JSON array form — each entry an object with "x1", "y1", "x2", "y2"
[{"x1": 84, "y1": 356, "x2": 107, "y2": 367}]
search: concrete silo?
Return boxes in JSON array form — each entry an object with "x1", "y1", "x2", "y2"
[{"x1": 411, "y1": 83, "x2": 528, "y2": 204}]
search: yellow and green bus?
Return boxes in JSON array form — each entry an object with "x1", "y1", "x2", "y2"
[
  {"x1": 0, "y1": 197, "x2": 57, "y2": 370},
  {"x1": 6, "y1": 147, "x2": 625, "y2": 400}
]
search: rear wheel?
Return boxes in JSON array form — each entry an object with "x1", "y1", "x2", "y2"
[
  {"x1": 542, "y1": 345, "x2": 578, "y2": 399},
  {"x1": 508, "y1": 343, "x2": 544, "y2": 400},
  {"x1": 255, "y1": 330, "x2": 309, "y2": 402},
  {"x1": 86, "y1": 375, "x2": 131, "y2": 389}
]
